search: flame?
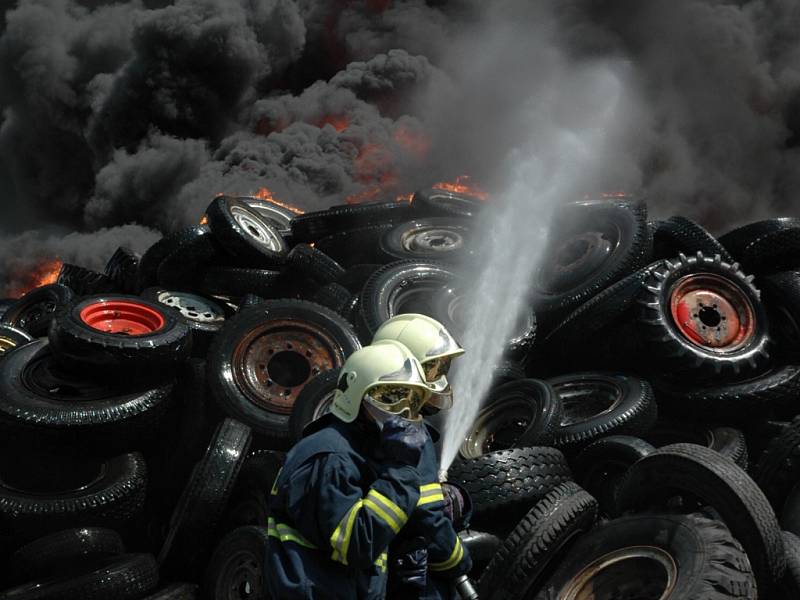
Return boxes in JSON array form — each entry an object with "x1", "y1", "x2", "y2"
[
  {"x1": 318, "y1": 115, "x2": 349, "y2": 132},
  {"x1": 394, "y1": 192, "x2": 414, "y2": 203},
  {"x1": 253, "y1": 187, "x2": 305, "y2": 215},
  {"x1": 9, "y1": 259, "x2": 63, "y2": 298},
  {"x1": 199, "y1": 214, "x2": 208, "y2": 225},
  {"x1": 431, "y1": 175, "x2": 490, "y2": 202},
  {"x1": 392, "y1": 124, "x2": 430, "y2": 159}
]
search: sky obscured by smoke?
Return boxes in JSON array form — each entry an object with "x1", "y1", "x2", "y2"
[{"x1": 1, "y1": 0, "x2": 800, "y2": 294}]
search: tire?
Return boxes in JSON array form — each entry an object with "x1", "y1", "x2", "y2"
[
  {"x1": 571, "y1": 435, "x2": 655, "y2": 513},
  {"x1": 140, "y1": 583, "x2": 199, "y2": 600},
  {"x1": 533, "y1": 199, "x2": 652, "y2": 317},
  {"x1": 460, "y1": 379, "x2": 563, "y2": 458},
  {"x1": 753, "y1": 417, "x2": 800, "y2": 515},
  {"x1": 206, "y1": 196, "x2": 288, "y2": 266},
  {"x1": 104, "y1": 247, "x2": 140, "y2": 294},
  {"x1": 533, "y1": 513, "x2": 756, "y2": 600},
  {"x1": 288, "y1": 368, "x2": 340, "y2": 442},
  {"x1": 336, "y1": 264, "x2": 382, "y2": 294},
  {"x1": 547, "y1": 373, "x2": 657, "y2": 450},
  {"x1": 201, "y1": 266, "x2": 283, "y2": 298},
  {"x1": 358, "y1": 260, "x2": 460, "y2": 337},
  {"x1": 458, "y1": 530, "x2": 501, "y2": 574},
  {"x1": 204, "y1": 526, "x2": 270, "y2": 600},
  {"x1": 651, "y1": 216, "x2": 733, "y2": 263},
  {"x1": 286, "y1": 244, "x2": 346, "y2": 286},
  {"x1": 223, "y1": 449, "x2": 285, "y2": 531},
  {"x1": 158, "y1": 418, "x2": 252, "y2": 580},
  {"x1": 141, "y1": 288, "x2": 225, "y2": 356},
  {"x1": 782, "y1": 484, "x2": 800, "y2": 538},
  {"x1": 478, "y1": 481, "x2": 598, "y2": 600},
  {"x1": 207, "y1": 300, "x2": 360, "y2": 444},
  {"x1": 637, "y1": 252, "x2": 770, "y2": 377},
  {"x1": 315, "y1": 226, "x2": 392, "y2": 267},
  {"x1": 0, "y1": 553, "x2": 158, "y2": 600},
  {"x1": 378, "y1": 217, "x2": 474, "y2": 262},
  {"x1": 1, "y1": 284, "x2": 74, "y2": 338},
  {"x1": 57, "y1": 263, "x2": 116, "y2": 296},
  {"x1": 412, "y1": 187, "x2": 485, "y2": 218},
  {"x1": 720, "y1": 218, "x2": 800, "y2": 273},
  {"x1": 781, "y1": 531, "x2": 800, "y2": 598},
  {"x1": 758, "y1": 271, "x2": 800, "y2": 358},
  {"x1": 156, "y1": 226, "x2": 219, "y2": 291},
  {"x1": 8, "y1": 528, "x2": 125, "y2": 584},
  {"x1": 48, "y1": 294, "x2": 191, "y2": 374},
  {"x1": 0, "y1": 451, "x2": 147, "y2": 541},
  {"x1": 311, "y1": 283, "x2": 353, "y2": 316},
  {"x1": 290, "y1": 201, "x2": 416, "y2": 243},
  {"x1": 137, "y1": 229, "x2": 201, "y2": 292},
  {"x1": 240, "y1": 195, "x2": 296, "y2": 237},
  {"x1": 654, "y1": 364, "x2": 800, "y2": 422},
  {"x1": 616, "y1": 443, "x2": 784, "y2": 598},
  {"x1": 644, "y1": 420, "x2": 748, "y2": 468},
  {"x1": 490, "y1": 361, "x2": 526, "y2": 388},
  {"x1": 0, "y1": 339, "x2": 174, "y2": 451},
  {"x1": 0, "y1": 324, "x2": 33, "y2": 358},
  {"x1": 446, "y1": 447, "x2": 572, "y2": 531}
]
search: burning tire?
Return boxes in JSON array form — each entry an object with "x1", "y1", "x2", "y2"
[
  {"x1": 446, "y1": 446, "x2": 572, "y2": 532},
  {"x1": 141, "y1": 288, "x2": 226, "y2": 355},
  {"x1": 0, "y1": 553, "x2": 159, "y2": 600},
  {"x1": 412, "y1": 187, "x2": 485, "y2": 218},
  {"x1": 158, "y1": 418, "x2": 252, "y2": 580},
  {"x1": 288, "y1": 368, "x2": 340, "y2": 441},
  {"x1": 637, "y1": 252, "x2": 770, "y2": 377},
  {"x1": 0, "y1": 339, "x2": 175, "y2": 451},
  {"x1": 616, "y1": 443, "x2": 784, "y2": 597},
  {"x1": 206, "y1": 196, "x2": 288, "y2": 266},
  {"x1": 1, "y1": 283, "x2": 74, "y2": 337},
  {"x1": 533, "y1": 198, "x2": 652, "y2": 319},
  {"x1": 651, "y1": 215, "x2": 733, "y2": 263},
  {"x1": 207, "y1": 300, "x2": 360, "y2": 443},
  {"x1": 547, "y1": 373, "x2": 657, "y2": 450},
  {"x1": 0, "y1": 324, "x2": 33, "y2": 358},
  {"x1": 477, "y1": 482, "x2": 598, "y2": 600},
  {"x1": 460, "y1": 379, "x2": 563, "y2": 457},
  {"x1": 48, "y1": 295, "x2": 191, "y2": 375},
  {"x1": 290, "y1": 201, "x2": 416, "y2": 243},
  {"x1": 378, "y1": 217, "x2": 474, "y2": 262},
  {"x1": 532, "y1": 513, "x2": 756, "y2": 600},
  {"x1": 205, "y1": 526, "x2": 270, "y2": 600}
]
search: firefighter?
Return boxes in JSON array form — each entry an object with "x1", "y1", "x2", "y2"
[
  {"x1": 265, "y1": 340, "x2": 449, "y2": 599},
  {"x1": 372, "y1": 314, "x2": 473, "y2": 599}
]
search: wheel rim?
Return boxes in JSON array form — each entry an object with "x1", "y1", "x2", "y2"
[
  {"x1": 232, "y1": 319, "x2": 345, "y2": 414},
  {"x1": 22, "y1": 349, "x2": 113, "y2": 401},
  {"x1": 157, "y1": 291, "x2": 224, "y2": 324},
  {"x1": 669, "y1": 273, "x2": 756, "y2": 352},
  {"x1": 312, "y1": 391, "x2": 337, "y2": 421},
  {"x1": 461, "y1": 398, "x2": 534, "y2": 458},
  {"x1": 554, "y1": 379, "x2": 622, "y2": 426},
  {"x1": 539, "y1": 228, "x2": 617, "y2": 294},
  {"x1": 231, "y1": 205, "x2": 284, "y2": 252},
  {"x1": 400, "y1": 227, "x2": 464, "y2": 254},
  {"x1": 217, "y1": 549, "x2": 263, "y2": 600},
  {"x1": 389, "y1": 284, "x2": 441, "y2": 316},
  {"x1": 79, "y1": 301, "x2": 165, "y2": 335},
  {"x1": 16, "y1": 299, "x2": 58, "y2": 331},
  {"x1": 558, "y1": 546, "x2": 677, "y2": 600}
]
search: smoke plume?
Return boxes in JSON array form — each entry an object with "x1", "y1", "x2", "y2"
[{"x1": 2, "y1": 0, "x2": 800, "y2": 295}]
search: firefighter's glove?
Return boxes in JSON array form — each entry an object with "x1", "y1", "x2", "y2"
[
  {"x1": 380, "y1": 417, "x2": 428, "y2": 466},
  {"x1": 392, "y1": 537, "x2": 428, "y2": 590},
  {"x1": 442, "y1": 482, "x2": 473, "y2": 531}
]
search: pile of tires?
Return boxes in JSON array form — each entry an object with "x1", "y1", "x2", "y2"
[{"x1": 1, "y1": 190, "x2": 800, "y2": 599}]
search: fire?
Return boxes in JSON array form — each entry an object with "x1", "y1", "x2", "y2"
[
  {"x1": 392, "y1": 124, "x2": 430, "y2": 159},
  {"x1": 318, "y1": 115, "x2": 349, "y2": 132},
  {"x1": 431, "y1": 175, "x2": 490, "y2": 202},
  {"x1": 9, "y1": 258, "x2": 63, "y2": 298},
  {"x1": 253, "y1": 188, "x2": 305, "y2": 215}
]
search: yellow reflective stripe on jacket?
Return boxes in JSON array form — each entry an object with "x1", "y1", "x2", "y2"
[
  {"x1": 363, "y1": 489, "x2": 408, "y2": 533},
  {"x1": 375, "y1": 551, "x2": 388, "y2": 572},
  {"x1": 330, "y1": 499, "x2": 363, "y2": 565},
  {"x1": 270, "y1": 468, "x2": 282, "y2": 496},
  {"x1": 417, "y1": 482, "x2": 445, "y2": 507},
  {"x1": 267, "y1": 517, "x2": 317, "y2": 549},
  {"x1": 429, "y1": 536, "x2": 464, "y2": 572}
]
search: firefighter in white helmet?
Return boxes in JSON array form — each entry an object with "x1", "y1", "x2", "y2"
[
  {"x1": 265, "y1": 340, "x2": 471, "y2": 599},
  {"x1": 373, "y1": 314, "x2": 472, "y2": 600}
]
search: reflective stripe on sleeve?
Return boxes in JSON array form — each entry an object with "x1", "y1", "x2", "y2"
[
  {"x1": 363, "y1": 489, "x2": 408, "y2": 533},
  {"x1": 417, "y1": 482, "x2": 445, "y2": 506},
  {"x1": 330, "y1": 499, "x2": 363, "y2": 565},
  {"x1": 270, "y1": 468, "x2": 283, "y2": 496},
  {"x1": 429, "y1": 536, "x2": 464, "y2": 572},
  {"x1": 267, "y1": 517, "x2": 317, "y2": 549}
]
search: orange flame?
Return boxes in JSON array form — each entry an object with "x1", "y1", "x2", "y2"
[
  {"x1": 253, "y1": 187, "x2": 305, "y2": 215},
  {"x1": 9, "y1": 258, "x2": 63, "y2": 298},
  {"x1": 431, "y1": 175, "x2": 490, "y2": 202},
  {"x1": 318, "y1": 115, "x2": 350, "y2": 132}
]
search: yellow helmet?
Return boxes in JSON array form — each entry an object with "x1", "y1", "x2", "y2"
[
  {"x1": 330, "y1": 340, "x2": 437, "y2": 425},
  {"x1": 372, "y1": 314, "x2": 464, "y2": 409}
]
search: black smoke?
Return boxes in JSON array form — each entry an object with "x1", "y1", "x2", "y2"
[{"x1": 1, "y1": 0, "x2": 800, "y2": 295}]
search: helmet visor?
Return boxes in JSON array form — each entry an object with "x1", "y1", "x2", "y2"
[
  {"x1": 364, "y1": 384, "x2": 429, "y2": 421},
  {"x1": 422, "y1": 357, "x2": 453, "y2": 409}
]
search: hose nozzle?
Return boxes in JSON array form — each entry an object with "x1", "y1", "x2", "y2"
[{"x1": 454, "y1": 574, "x2": 479, "y2": 600}]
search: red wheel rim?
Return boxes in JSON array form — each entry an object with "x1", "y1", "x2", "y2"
[
  {"x1": 79, "y1": 300, "x2": 165, "y2": 335},
  {"x1": 669, "y1": 274, "x2": 755, "y2": 352}
]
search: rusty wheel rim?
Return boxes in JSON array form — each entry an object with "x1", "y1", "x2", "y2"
[
  {"x1": 669, "y1": 273, "x2": 756, "y2": 353},
  {"x1": 231, "y1": 319, "x2": 345, "y2": 414}
]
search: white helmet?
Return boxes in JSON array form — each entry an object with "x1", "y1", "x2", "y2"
[
  {"x1": 330, "y1": 340, "x2": 437, "y2": 426},
  {"x1": 372, "y1": 314, "x2": 464, "y2": 409}
]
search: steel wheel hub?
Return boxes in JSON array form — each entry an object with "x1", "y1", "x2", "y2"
[
  {"x1": 232, "y1": 319, "x2": 344, "y2": 414},
  {"x1": 231, "y1": 205, "x2": 283, "y2": 251},
  {"x1": 669, "y1": 274, "x2": 755, "y2": 352},
  {"x1": 222, "y1": 550, "x2": 262, "y2": 600},
  {"x1": 157, "y1": 291, "x2": 224, "y2": 324},
  {"x1": 401, "y1": 227, "x2": 464, "y2": 253},
  {"x1": 461, "y1": 399, "x2": 533, "y2": 458}
]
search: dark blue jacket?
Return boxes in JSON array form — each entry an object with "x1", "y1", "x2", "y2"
[{"x1": 266, "y1": 416, "x2": 424, "y2": 599}]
